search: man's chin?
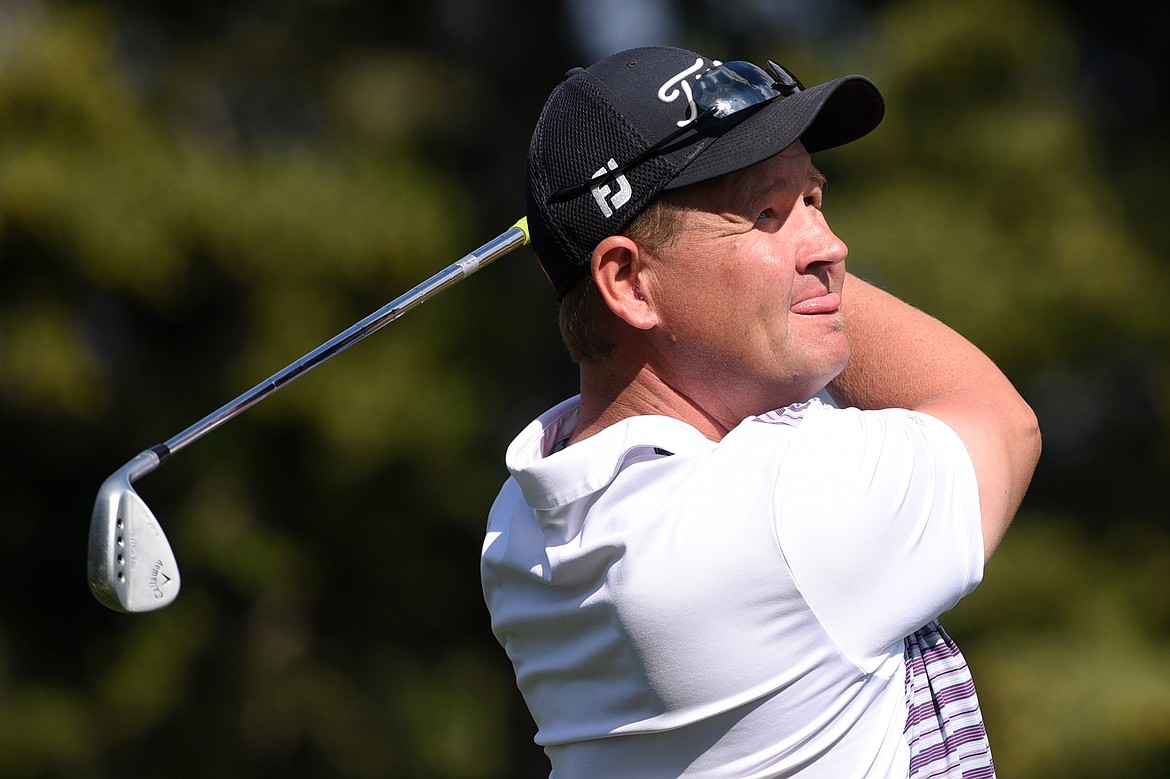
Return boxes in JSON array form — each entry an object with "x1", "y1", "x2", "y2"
[{"x1": 804, "y1": 343, "x2": 850, "y2": 401}]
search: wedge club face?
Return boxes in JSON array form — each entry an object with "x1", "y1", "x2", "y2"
[{"x1": 88, "y1": 451, "x2": 180, "y2": 613}]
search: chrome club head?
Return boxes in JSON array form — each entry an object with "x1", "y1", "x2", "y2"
[{"x1": 87, "y1": 450, "x2": 180, "y2": 613}]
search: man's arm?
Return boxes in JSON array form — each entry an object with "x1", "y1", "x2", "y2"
[{"x1": 827, "y1": 274, "x2": 1041, "y2": 561}]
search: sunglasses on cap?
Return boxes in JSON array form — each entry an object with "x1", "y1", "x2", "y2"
[{"x1": 548, "y1": 59, "x2": 805, "y2": 203}]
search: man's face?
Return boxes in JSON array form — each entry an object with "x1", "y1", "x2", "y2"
[{"x1": 641, "y1": 142, "x2": 850, "y2": 424}]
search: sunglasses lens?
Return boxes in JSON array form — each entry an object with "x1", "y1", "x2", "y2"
[{"x1": 692, "y1": 61, "x2": 783, "y2": 118}]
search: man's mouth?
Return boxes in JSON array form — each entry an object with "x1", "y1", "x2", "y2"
[{"x1": 790, "y1": 292, "x2": 841, "y2": 315}]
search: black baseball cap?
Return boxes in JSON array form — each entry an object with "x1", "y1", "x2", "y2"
[{"x1": 525, "y1": 45, "x2": 885, "y2": 299}]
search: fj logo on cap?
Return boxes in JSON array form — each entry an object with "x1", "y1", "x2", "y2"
[{"x1": 590, "y1": 158, "x2": 631, "y2": 218}]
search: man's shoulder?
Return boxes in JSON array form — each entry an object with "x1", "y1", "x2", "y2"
[{"x1": 738, "y1": 399, "x2": 961, "y2": 440}]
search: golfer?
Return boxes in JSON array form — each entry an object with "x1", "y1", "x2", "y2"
[{"x1": 481, "y1": 45, "x2": 1040, "y2": 778}]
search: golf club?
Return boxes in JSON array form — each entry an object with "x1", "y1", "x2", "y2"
[{"x1": 88, "y1": 218, "x2": 530, "y2": 613}]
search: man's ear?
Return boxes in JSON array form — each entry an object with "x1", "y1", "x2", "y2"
[{"x1": 591, "y1": 235, "x2": 657, "y2": 330}]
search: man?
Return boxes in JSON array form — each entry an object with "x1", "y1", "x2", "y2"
[{"x1": 481, "y1": 45, "x2": 1041, "y2": 778}]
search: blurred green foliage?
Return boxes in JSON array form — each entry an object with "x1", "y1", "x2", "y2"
[{"x1": 1, "y1": 0, "x2": 1167, "y2": 777}]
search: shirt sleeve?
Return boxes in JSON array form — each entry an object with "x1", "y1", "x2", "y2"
[{"x1": 773, "y1": 405, "x2": 984, "y2": 670}]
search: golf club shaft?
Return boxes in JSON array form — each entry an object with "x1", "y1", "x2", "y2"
[{"x1": 153, "y1": 218, "x2": 529, "y2": 463}]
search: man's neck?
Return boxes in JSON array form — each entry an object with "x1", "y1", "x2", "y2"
[{"x1": 571, "y1": 355, "x2": 734, "y2": 446}]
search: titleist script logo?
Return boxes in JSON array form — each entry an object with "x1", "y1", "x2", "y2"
[
  {"x1": 658, "y1": 56, "x2": 710, "y2": 127},
  {"x1": 588, "y1": 57, "x2": 722, "y2": 218}
]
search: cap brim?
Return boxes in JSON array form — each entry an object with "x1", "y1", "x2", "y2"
[{"x1": 665, "y1": 75, "x2": 885, "y2": 190}]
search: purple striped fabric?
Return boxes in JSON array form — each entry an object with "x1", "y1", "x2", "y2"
[
  {"x1": 756, "y1": 400, "x2": 815, "y2": 428},
  {"x1": 903, "y1": 620, "x2": 996, "y2": 778}
]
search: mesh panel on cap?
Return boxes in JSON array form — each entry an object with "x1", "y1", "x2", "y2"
[{"x1": 527, "y1": 75, "x2": 675, "y2": 298}]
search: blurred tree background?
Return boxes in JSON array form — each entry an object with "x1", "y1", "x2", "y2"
[{"x1": 1, "y1": 0, "x2": 1167, "y2": 776}]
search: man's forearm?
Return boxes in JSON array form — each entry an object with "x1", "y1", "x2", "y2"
[
  {"x1": 828, "y1": 274, "x2": 1041, "y2": 560},
  {"x1": 827, "y1": 274, "x2": 1005, "y2": 412}
]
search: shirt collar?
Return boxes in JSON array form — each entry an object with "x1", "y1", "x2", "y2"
[{"x1": 505, "y1": 396, "x2": 715, "y2": 511}]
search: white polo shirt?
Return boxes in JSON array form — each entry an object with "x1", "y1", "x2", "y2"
[{"x1": 481, "y1": 396, "x2": 983, "y2": 778}]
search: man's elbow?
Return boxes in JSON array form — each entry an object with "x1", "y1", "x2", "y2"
[
  {"x1": 982, "y1": 395, "x2": 1042, "y2": 562},
  {"x1": 1015, "y1": 396, "x2": 1043, "y2": 480}
]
